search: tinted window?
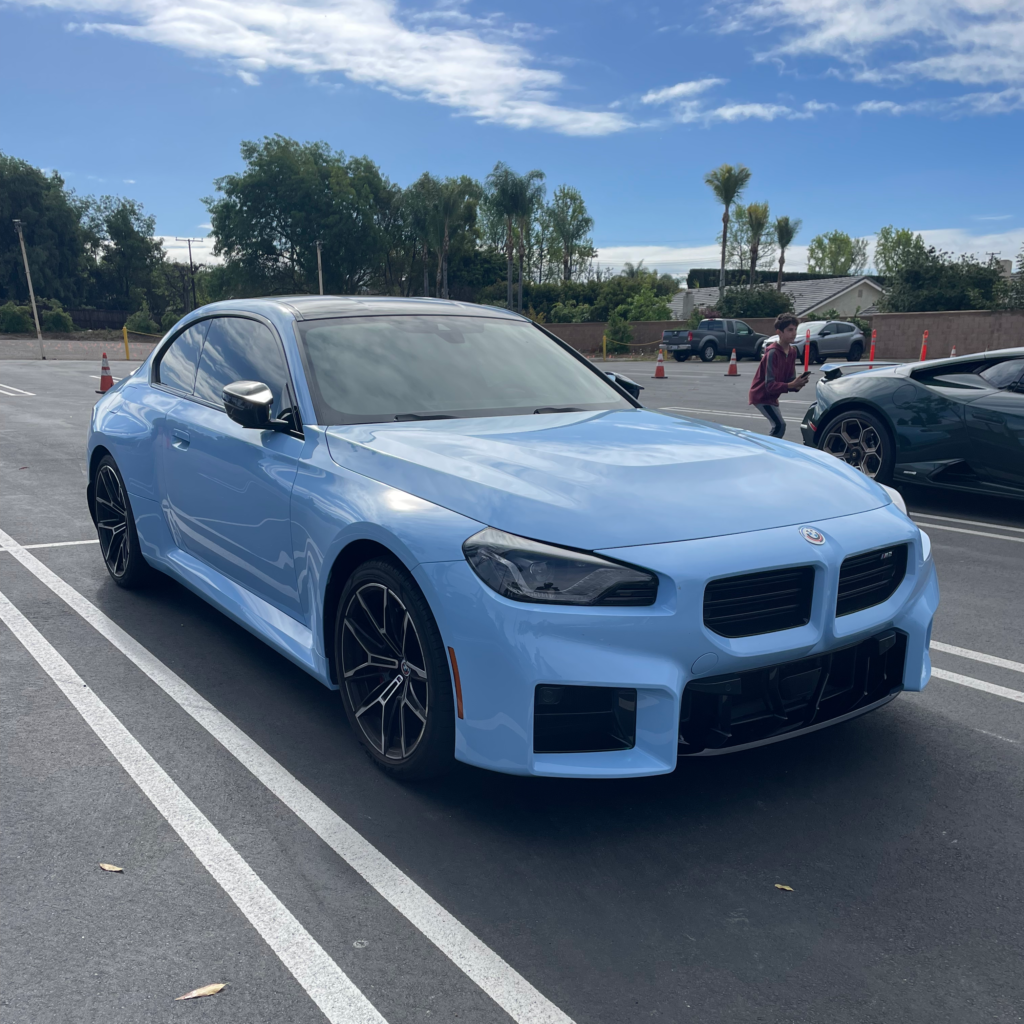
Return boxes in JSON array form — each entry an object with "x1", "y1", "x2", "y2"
[
  {"x1": 700, "y1": 320, "x2": 724, "y2": 331},
  {"x1": 734, "y1": 323, "x2": 751, "y2": 335},
  {"x1": 193, "y1": 317, "x2": 291, "y2": 416},
  {"x1": 297, "y1": 315, "x2": 632, "y2": 425},
  {"x1": 834, "y1": 323, "x2": 853, "y2": 334},
  {"x1": 979, "y1": 358, "x2": 1024, "y2": 389},
  {"x1": 157, "y1": 321, "x2": 208, "y2": 394}
]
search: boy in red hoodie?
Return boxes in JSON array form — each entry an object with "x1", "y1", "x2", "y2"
[{"x1": 748, "y1": 312, "x2": 808, "y2": 437}]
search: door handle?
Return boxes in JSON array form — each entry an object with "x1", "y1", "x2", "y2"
[{"x1": 172, "y1": 429, "x2": 190, "y2": 451}]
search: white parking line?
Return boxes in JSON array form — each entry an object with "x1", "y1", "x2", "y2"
[
  {"x1": 0, "y1": 383, "x2": 36, "y2": 396},
  {"x1": 0, "y1": 528, "x2": 576, "y2": 1024},
  {"x1": 0, "y1": 589, "x2": 387, "y2": 1024},
  {"x1": 930, "y1": 667, "x2": 1024, "y2": 703},
  {"x1": 931, "y1": 641, "x2": 1024, "y2": 674},
  {"x1": 0, "y1": 539, "x2": 99, "y2": 551},
  {"x1": 910, "y1": 522, "x2": 1024, "y2": 544},
  {"x1": 912, "y1": 512, "x2": 1024, "y2": 534}
]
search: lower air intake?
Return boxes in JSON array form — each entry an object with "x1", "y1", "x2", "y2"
[
  {"x1": 679, "y1": 631, "x2": 906, "y2": 754},
  {"x1": 533, "y1": 685, "x2": 636, "y2": 754}
]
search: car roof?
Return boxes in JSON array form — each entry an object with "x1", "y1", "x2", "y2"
[{"x1": 190, "y1": 295, "x2": 525, "y2": 322}]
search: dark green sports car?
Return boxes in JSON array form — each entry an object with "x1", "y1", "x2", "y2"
[{"x1": 800, "y1": 348, "x2": 1024, "y2": 496}]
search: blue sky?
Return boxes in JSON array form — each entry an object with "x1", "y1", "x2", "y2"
[{"x1": 2, "y1": 0, "x2": 1022, "y2": 274}]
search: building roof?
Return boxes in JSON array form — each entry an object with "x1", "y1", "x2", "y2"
[{"x1": 670, "y1": 276, "x2": 884, "y2": 318}]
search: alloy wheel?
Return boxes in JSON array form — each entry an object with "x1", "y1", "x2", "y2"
[
  {"x1": 340, "y1": 582, "x2": 429, "y2": 761},
  {"x1": 95, "y1": 464, "x2": 130, "y2": 577},
  {"x1": 821, "y1": 417, "x2": 885, "y2": 477}
]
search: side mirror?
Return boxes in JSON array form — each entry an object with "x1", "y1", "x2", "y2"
[
  {"x1": 223, "y1": 380, "x2": 288, "y2": 431},
  {"x1": 606, "y1": 372, "x2": 644, "y2": 400}
]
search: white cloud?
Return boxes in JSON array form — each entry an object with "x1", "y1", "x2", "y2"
[
  {"x1": 123, "y1": 177, "x2": 136, "y2": 183},
  {"x1": 158, "y1": 235, "x2": 222, "y2": 264},
  {"x1": 721, "y1": 0, "x2": 1024, "y2": 88},
  {"x1": 13, "y1": 0, "x2": 632, "y2": 135},
  {"x1": 856, "y1": 87, "x2": 1024, "y2": 116},
  {"x1": 641, "y1": 79, "x2": 726, "y2": 104}
]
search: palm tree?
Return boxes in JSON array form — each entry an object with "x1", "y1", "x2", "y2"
[
  {"x1": 774, "y1": 215, "x2": 802, "y2": 291},
  {"x1": 704, "y1": 163, "x2": 751, "y2": 301},
  {"x1": 620, "y1": 260, "x2": 646, "y2": 279},
  {"x1": 433, "y1": 176, "x2": 480, "y2": 300},
  {"x1": 515, "y1": 170, "x2": 546, "y2": 312},
  {"x1": 745, "y1": 202, "x2": 771, "y2": 287}
]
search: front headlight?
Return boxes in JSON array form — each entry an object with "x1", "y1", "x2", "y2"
[
  {"x1": 463, "y1": 528, "x2": 658, "y2": 606},
  {"x1": 880, "y1": 483, "x2": 907, "y2": 515}
]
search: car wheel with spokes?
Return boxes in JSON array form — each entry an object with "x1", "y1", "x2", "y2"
[
  {"x1": 847, "y1": 341, "x2": 863, "y2": 362},
  {"x1": 700, "y1": 342, "x2": 717, "y2": 362},
  {"x1": 817, "y1": 410, "x2": 894, "y2": 483},
  {"x1": 335, "y1": 559, "x2": 455, "y2": 779},
  {"x1": 92, "y1": 455, "x2": 155, "y2": 588}
]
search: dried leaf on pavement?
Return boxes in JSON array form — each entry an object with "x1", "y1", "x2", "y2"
[
  {"x1": 175, "y1": 983, "x2": 227, "y2": 1001},
  {"x1": 774, "y1": 884, "x2": 795, "y2": 891},
  {"x1": 99, "y1": 863, "x2": 123, "y2": 873}
]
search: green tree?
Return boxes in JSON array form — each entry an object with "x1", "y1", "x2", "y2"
[
  {"x1": 873, "y1": 225, "x2": 927, "y2": 277},
  {"x1": 880, "y1": 247, "x2": 1004, "y2": 312},
  {"x1": 484, "y1": 162, "x2": 521, "y2": 309},
  {"x1": 774, "y1": 215, "x2": 802, "y2": 290},
  {"x1": 806, "y1": 230, "x2": 868, "y2": 276},
  {"x1": 515, "y1": 170, "x2": 546, "y2": 312},
  {"x1": 704, "y1": 163, "x2": 751, "y2": 301},
  {"x1": 1, "y1": 152, "x2": 97, "y2": 306},
  {"x1": 605, "y1": 309, "x2": 632, "y2": 353},
  {"x1": 547, "y1": 185, "x2": 594, "y2": 283},
  {"x1": 89, "y1": 196, "x2": 165, "y2": 310},
  {"x1": 619, "y1": 286, "x2": 672, "y2": 321},
  {"x1": 997, "y1": 246, "x2": 1024, "y2": 309},
  {"x1": 206, "y1": 136, "x2": 393, "y2": 297},
  {"x1": 744, "y1": 202, "x2": 771, "y2": 287},
  {"x1": 549, "y1": 299, "x2": 592, "y2": 322}
]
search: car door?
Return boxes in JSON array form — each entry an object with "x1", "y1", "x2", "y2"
[
  {"x1": 816, "y1": 322, "x2": 840, "y2": 357},
  {"x1": 964, "y1": 358, "x2": 1024, "y2": 491},
  {"x1": 732, "y1": 320, "x2": 756, "y2": 358},
  {"x1": 159, "y1": 315, "x2": 305, "y2": 616}
]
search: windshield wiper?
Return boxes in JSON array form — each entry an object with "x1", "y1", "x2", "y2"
[
  {"x1": 534, "y1": 406, "x2": 582, "y2": 414},
  {"x1": 393, "y1": 412, "x2": 456, "y2": 421}
]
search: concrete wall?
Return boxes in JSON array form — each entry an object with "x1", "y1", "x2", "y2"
[
  {"x1": 0, "y1": 334, "x2": 159, "y2": 360},
  {"x1": 867, "y1": 310, "x2": 1024, "y2": 360}
]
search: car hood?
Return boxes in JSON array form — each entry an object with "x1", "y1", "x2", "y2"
[{"x1": 324, "y1": 409, "x2": 888, "y2": 550}]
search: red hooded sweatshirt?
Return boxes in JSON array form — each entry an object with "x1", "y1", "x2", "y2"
[{"x1": 748, "y1": 340, "x2": 797, "y2": 407}]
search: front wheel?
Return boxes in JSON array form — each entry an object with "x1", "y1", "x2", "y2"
[
  {"x1": 335, "y1": 559, "x2": 455, "y2": 780},
  {"x1": 92, "y1": 455, "x2": 156, "y2": 589},
  {"x1": 699, "y1": 342, "x2": 717, "y2": 362},
  {"x1": 817, "y1": 410, "x2": 894, "y2": 483}
]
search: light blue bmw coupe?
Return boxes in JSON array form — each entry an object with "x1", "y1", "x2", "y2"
[{"x1": 87, "y1": 297, "x2": 939, "y2": 779}]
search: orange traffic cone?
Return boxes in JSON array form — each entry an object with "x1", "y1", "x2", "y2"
[
  {"x1": 96, "y1": 352, "x2": 114, "y2": 394},
  {"x1": 950, "y1": 345, "x2": 957, "y2": 358},
  {"x1": 725, "y1": 349, "x2": 739, "y2": 376},
  {"x1": 652, "y1": 348, "x2": 666, "y2": 379}
]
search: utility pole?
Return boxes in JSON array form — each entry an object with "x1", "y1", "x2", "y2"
[
  {"x1": 12, "y1": 219, "x2": 45, "y2": 360},
  {"x1": 176, "y1": 237, "x2": 203, "y2": 311},
  {"x1": 316, "y1": 240, "x2": 324, "y2": 295}
]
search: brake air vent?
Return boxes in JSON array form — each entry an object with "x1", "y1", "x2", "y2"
[
  {"x1": 703, "y1": 566, "x2": 815, "y2": 638},
  {"x1": 837, "y1": 544, "x2": 908, "y2": 616}
]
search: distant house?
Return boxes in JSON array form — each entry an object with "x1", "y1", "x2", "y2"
[{"x1": 670, "y1": 276, "x2": 885, "y2": 320}]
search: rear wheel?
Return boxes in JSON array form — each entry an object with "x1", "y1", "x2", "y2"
[
  {"x1": 847, "y1": 341, "x2": 863, "y2": 362},
  {"x1": 817, "y1": 410, "x2": 894, "y2": 483},
  {"x1": 672, "y1": 352, "x2": 688, "y2": 362},
  {"x1": 93, "y1": 455, "x2": 155, "y2": 589},
  {"x1": 335, "y1": 559, "x2": 455, "y2": 780},
  {"x1": 699, "y1": 341, "x2": 717, "y2": 362},
  {"x1": 809, "y1": 342, "x2": 820, "y2": 365}
]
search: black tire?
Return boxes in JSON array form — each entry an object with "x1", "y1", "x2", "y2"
[
  {"x1": 672, "y1": 352, "x2": 687, "y2": 362},
  {"x1": 334, "y1": 559, "x2": 455, "y2": 780},
  {"x1": 699, "y1": 341, "x2": 717, "y2": 363},
  {"x1": 92, "y1": 455, "x2": 156, "y2": 589},
  {"x1": 809, "y1": 342, "x2": 820, "y2": 365},
  {"x1": 817, "y1": 409, "x2": 895, "y2": 484},
  {"x1": 847, "y1": 341, "x2": 863, "y2": 362}
]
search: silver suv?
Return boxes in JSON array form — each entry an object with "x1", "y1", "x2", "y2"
[{"x1": 758, "y1": 321, "x2": 866, "y2": 362}]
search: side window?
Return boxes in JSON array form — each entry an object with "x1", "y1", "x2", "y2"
[
  {"x1": 979, "y1": 358, "x2": 1024, "y2": 390},
  {"x1": 193, "y1": 317, "x2": 291, "y2": 416},
  {"x1": 157, "y1": 321, "x2": 208, "y2": 394},
  {"x1": 734, "y1": 323, "x2": 751, "y2": 335},
  {"x1": 836, "y1": 323, "x2": 853, "y2": 334}
]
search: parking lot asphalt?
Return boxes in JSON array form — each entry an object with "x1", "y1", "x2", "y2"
[{"x1": 2, "y1": 358, "x2": 1023, "y2": 1024}]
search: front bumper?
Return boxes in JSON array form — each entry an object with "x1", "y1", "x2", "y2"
[
  {"x1": 800, "y1": 402, "x2": 820, "y2": 446},
  {"x1": 416, "y1": 503, "x2": 938, "y2": 778}
]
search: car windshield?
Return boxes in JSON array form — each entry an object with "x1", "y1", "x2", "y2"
[
  {"x1": 802, "y1": 322, "x2": 826, "y2": 335},
  {"x1": 296, "y1": 314, "x2": 634, "y2": 424}
]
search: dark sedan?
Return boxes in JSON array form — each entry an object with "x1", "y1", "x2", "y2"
[{"x1": 801, "y1": 348, "x2": 1024, "y2": 496}]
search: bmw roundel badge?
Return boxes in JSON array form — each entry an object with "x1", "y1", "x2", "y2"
[{"x1": 799, "y1": 526, "x2": 826, "y2": 545}]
